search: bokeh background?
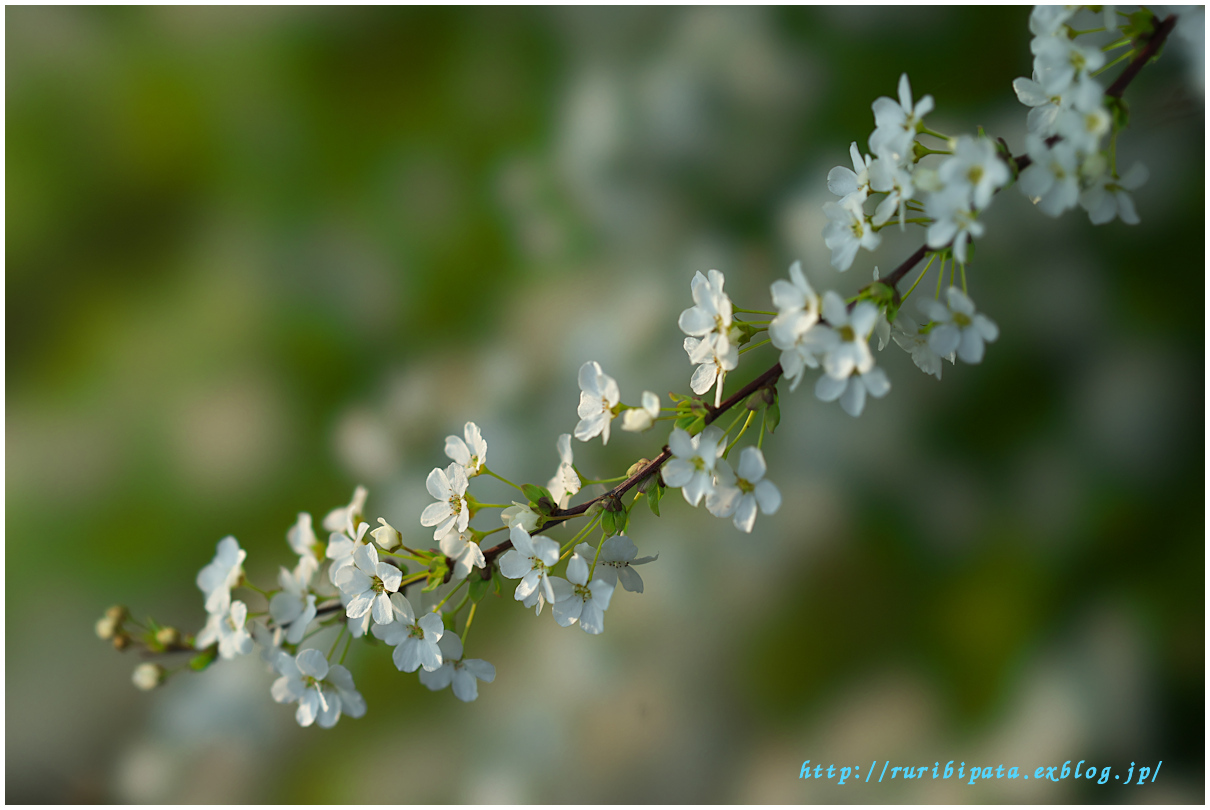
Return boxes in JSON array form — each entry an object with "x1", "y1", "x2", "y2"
[{"x1": 6, "y1": 5, "x2": 1204, "y2": 803}]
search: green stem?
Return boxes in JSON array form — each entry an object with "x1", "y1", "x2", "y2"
[
  {"x1": 960, "y1": 262, "x2": 968, "y2": 295},
  {"x1": 460, "y1": 602, "x2": 478, "y2": 645},
  {"x1": 481, "y1": 467, "x2": 525, "y2": 492},
  {"x1": 338, "y1": 632, "x2": 353, "y2": 666},
  {"x1": 724, "y1": 411, "x2": 755, "y2": 458},
  {"x1": 432, "y1": 577, "x2": 468, "y2": 612},
  {"x1": 327, "y1": 624, "x2": 347, "y2": 659},
  {"x1": 734, "y1": 308, "x2": 776, "y2": 316},
  {"x1": 1092, "y1": 49, "x2": 1135, "y2": 76},
  {"x1": 739, "y1": 338, "x2": 772, "y2": 355},
  {"x1": 901, "y1": 252, "x2": 937, "y2": 303},
  {"x1": 758, "y1": 408, "x2": 767, "y2": 451},
  {"x1": 561, "y1": 514, "x2": 602, "y2": 555},
  {"x1": 918, "y1": 127, "x2": 951, "y2": 141},
  {"x1": 1102, "y1": 37, "x2": 1132, "y2": 51}
]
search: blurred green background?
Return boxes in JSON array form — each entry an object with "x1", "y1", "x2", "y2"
[{"x1": 6, "y1": 6, "x2": 1204, "y2": 803}]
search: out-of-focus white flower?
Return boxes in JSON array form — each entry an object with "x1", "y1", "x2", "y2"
[
  {"x1": 286, "y1": 513, "x2": 320, "y2": 574},
  {"x1": 938, "y1": 136, "x2": 1010, "y2": 210},
  {"x1": 869, "y1": 151, "x2": 916, "y2": 227},
  {"x1": 1080, "y1": 161, "x2": 1148, "y2": 225},
  {"x1": 440, "y1": 530, "x2": 486, "y2": 581},
  {"x1": 678, "y1": 269, "x2": 734, "y2": 364},
  {"x1": 132, "y1": 663, "x2": 164, "y2": 691},
  {"x1": 270, "y1": 648, "x2": 366, "y2": 728},
  {"x1": 1018, "y1": 134, "x2": 1081, "y2": 217},
  {"x1": 196, "y1": 536, "x2": 246, "y2": 615},
  {"x1": 547, "y1": 433, "x2": 581, "y2": 509},
  {"x1": 827, "y1": 142, "x2": 873, "y2": 204},
  {"x1": 418, "y1": 634, "x2": 496, "y2": 702},
  {"x1": 823, "y1": 194, "x2": 880, "y2": 272},
  {"x1": 1013, "y1": 72, "x2": 1101, "y2": 136},
  {"x1": 322, "y1": 485, "x2": 368, "y2": 534},
  {"x1": 815, "y1": 366, "x2": 891, "y2": 417},
  {"x1": 593, "y1": 535, "x2": 657, "y2": 593},
  {"x1": 498, "y1": 524, "x2": 560, "y2": 612},
  {"x1": 685, "y1": 336, "x2": 738, "y2": 408},
  {"x1": 662, "y1": 425, "x2": 726, "y2": 506},
  {"x1": 335, "y1": 544, "x2": 403, "y2": 625},
  {"x1": 1029, "y1": 5, "x2": 1079, "y2": 37},
  {"x1": 269, "y1": 561, "x2": 319, "y2": 644},
  {"x1": 196, "y1": 599, "x2": 254, "y2": 660},
  {"x1": 444, "y1": 422, "x2": 488, "y2": 477},
  {"x1": 326, "y1": 521, "x2": 370, "y2": 586},
  {"x1": 420, "y1": 463, "x2": 470, "y2": 541},
  {"x1": 551, "y1": 544, "x2": 615, "y2": 634},
  {"x1": 891, "y1": 312, "x2": 952, "y2": 380},
  {"x1": 1032, "y1": 33, "x2": 1105, "y2": 93},
  {"x1": 622, "y1": 391, "x2": 660, "y2": 433},
  {"x1": 705, "y1": 448, "x2": 781, "y2": 533},
  {"x1": 574, "y1": 361, "x2": 621, "y2": 444},
  {"x1": 926, "y1": 185, "x2": 983, "y2": 263},
  {"x1": 919, "y1": 287, "x2": 1000, "y2": 364},
  {"x1": 869, "y1": 73, "x2": 934, "y2": 161},
  {"x1": 769, "y1": 260, "x2": 821, "y2": 349},
  {"x1": 370, "y1": 593, "x2": 445, "y2": 673},
  {"x1": 816, "y1": 292, "x2": 878, "y2": 380}
]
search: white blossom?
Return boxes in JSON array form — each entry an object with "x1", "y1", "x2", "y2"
[
  {"x1": 827, "y1": 142, "x2": 873, "y2": 203},
  {"x1": 769, "y1": 260, "x2": 821, "y2": 348},
  {"x1": 1018, "y1": 134, "x2": 1080, "y2": 216},
  {"x1": 418, "y1": 634, "x2": 496, "y2": 702},
  {"x1": 869, "y1": 73, "x2": 934, "y2": 161},
  {"x1": 547, "y1": 433, "x2": 581, "y2": 509},
  {"x1": 574, "y1": 361, "x2": 621, "y2": 444},
  {"x1": 286, "y1": 512, "x2": 320, "y2": 575},
  {"x1": 925, "y1": 185, "x2": 983, "y2": 263},
  {"x1": 593, "y1": 534, "x2": 658, "y2": 593},
  {"x1": 938, "y1": 136, "x2": 1010, "y2": 211},
  {"x1": 370, "y1": 517, "x2": 402, "y2": 551},
  {"x1": 815, "y1": 366, "x2": 891, "y2": 417},
  {"x1": 269, "y1": 560, "x2": 319, "y2": 644},
  {"x1": 823, "y1": 193, "x2": 881, "y2": 272},
  {"x1": 370, "y1": 593, "x2": 445, "y2": 672},
  {"x1": 677, "y1": 269, "x2": 734, "y2": 364},
  {"x1": 322, "y1": 485, "x2": 368, "y2": 535},
  {"x1": 551, "y1": 544, "x2": 615, "y2": 634},
  {"x1": 132, "y1": 663, "x2": 164, "y2": 691},
  {"x1": 868, "y1": 150, "x2": 916, "y2": 227},
  {"x1": 420, "y1": 463, "x2": 470, "y2": 541},
  {"x1": 919, "y1": 286, "x2": 1000, "y2": 364},
  {"x1": 1029, "y1": 5, "x2": 1079, "y2": 37},
  {"x1": 816, "y1": 292, "x2": 878, "y2": 380},
  {"x1": 661, "y1": 425, "x2": 726, "y2": 506},
  {"x1": 325, "y1": 520, "x2": 370, "y2": 586},
  {"x1": 196, "y1": 536, "x2": 246, "y2": 615},
  {"x1": 444, "y1": 421, "x2": 488, "y2": 477},
  {"x1": 704, "y1": 447, "x2": 782, "y2": 533},
  {"x1": 891, "y1": 312, "x2": 952, "y2": 380},
  {"x1": 621, "y1": 391, "x2": 660, "y2": 433},
  {"x1": 1013, "y1": 72, "x2": 1101, "y2": 137},
  {"x1": 196, "y1": 599, "x2": 254, "y2": 660},
  {"x1": 335, "y1": 544, "x2": 403, "y2": 625},
  {"x1": 501, "y1": 502, "x2": 541, "y2": 532},
  {"x1": 1031, "y1": 33, "x2": 1106, "y2": 94},
  {"x1": 440, "y1": 530, "x2": 486, "y2": 581},
  {"x1": 270, "y1": 648, "x2": 366, "y2": 728},
  {"x1": 684, "y1": 336, "x2": 738, "y2": 408},
  {"x1": 1080, "y1": 161, "x2": 1148, "y2": 225},
  {"x1": 498, "y1": 524, "x2": 560, "y2": 613}
]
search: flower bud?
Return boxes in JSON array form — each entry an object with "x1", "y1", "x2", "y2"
[
  {"x1": 626, "y1": 459, "x2": 650, "y2": 478},
  {"x1": 106, "y1": 605, "x2": 128, "y2": 623},
  {"x1": 95, "y1": 616, "x2": 118, "y2": 640},
  {"x1": 132, "y1": 663, "x2": 164, "y2": 691},
  {"x1": 371, "y1": 517, "x2": 402, "y2": 550},
  {"x1": 155, "y1": 627, "x2": 180, "y2": 647},
  {"x1": 112, "y1": 634, "x2": 130, "y2": 651}
]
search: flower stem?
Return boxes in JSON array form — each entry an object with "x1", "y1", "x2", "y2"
[
  {"x1": 327, "y1": 625, "x2": 347, "y2": 659},
  {"x1": 460, "y1": 602, "x2": 478, "y2": 645},
  {"x1": 724, "y1": 411, "x2": 755, "y2": 458},
  {"x1": 734, "y1": 307, "x2": 776, "y2": 316},
  {"x1": 432, "y1": 577, "x2": 468, "y2": 612},
  {"x1": 739, "y1": 338, "x2": 772, "y2": 355},
  {"x1": 901, "y1": 252, "x2": 937, "y2": 303},
  {"x1": 1092, "y1": 49, "x2": 1135, "y2": 77},
  {"x1": 481, "y1": 467, "x2": 525, "y2": 492},
  {"x1": 918, "y1": 127, "x2": 951, "y2": 141}
]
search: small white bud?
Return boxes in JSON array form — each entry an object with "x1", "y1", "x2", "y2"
[
  {"x1": 370, "y1": 517, "x2": 402, "y2": 550},
  {"x1": 132, "y1": 663, "x2": 164, "y2": 691}
]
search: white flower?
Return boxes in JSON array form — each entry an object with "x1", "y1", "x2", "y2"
[
  {"x1": 621, "y1": 391, "x2": 660, "y2": 433},
  {"x1": 250, "y1": 620, "x2": 284, "y2": 666},
  {"x1": 420, "y1": 463, "x2": 470, "y2": 541},
  {"x1": 369, "y1": 517, "x2": 402, "y2": 551},
  {"x1": 817, "y1": 292, "x2": 878, "y2": 380},
  {"x1": 938, "y1": 136, "x2": 1010, "y2": 211},
  {"x1": 439, "y1": 530, "x2": 486, "y2": 581},
  {"x1": 1080, "y1": 161, "x2": 1148, "y2": 225},
  {"x1": 685, "y1": 336, "x2": 738, "y2": 408},
  {"x1": 920, "y1": 287, "x2": 1000, "y2": 364},
  {"x1": 371, "y1": 593, "x2": 445, "y2": 672},
  {"x1": 1031, "y1": 33, "x2": 1105, "y2": 94},
  {"x1": 827, "y1": 142, "x2": 873, "y2": 203},
  {"x1": 551, "y1": 544, "x2": 615, "y2": 634},
  {"x1": 925, "y1": 185, "x2": 983, "y2": 263},
  {"x1": 823, "y1": 194, "x2": 880, "y2": 272},
  {"x1": 1055, "y1": 94, "x2": 1111, "y2": 154},
  {"x1": 196, "y1": 599, "x2": 254, "y2": 660},
  {"x1": 868, "y1": 151, "x2": 916, "y2": 227},
  {"x1": 286, "y1": 512, "x2": 320, "y2": 575},
  {"x1": 335, "y1": 544, "x2": 403, "y2": 625},
  {"x1": 196, "y1": 536, "x2": 246, "y2": 615},
  {"x1": 661, "y1": 425, "x2": 726, "y2": 506},
  {"x1": 593, "y1": 535, "x2": 657, "y2": 593},
  {"x1": 498, "y1": 524, "x2": 560, "y2": 612},
  {"x1": 1029, "y1": 5, "x2": 1079, "y2": 37},
  {"x1": 815, "y1": 366, "x2": 891, "y2": 417},
  {"x1": 269, "y1": 560, "x2": 319, "y2": 644},
  {"x1": 869, "y1": 73, "x2": 934, "y2": 160},
  {"x1": 547, "y1": 433, "x2": 581, "y2": 509},
  {"x1": 132, "y1": 663, "x2": 164, "y2": 691},
  {"x1": 1018, "y1": 134, "x2": 1080, "y2": 217},
  {"x1": 703, "y1": 447, "x2": 782, "y2": 533},
  {"x1": 322, "y1": 485, "x2": 368, "y2": 534},
  {"x1": 444, "y1": 421, "x2": 488, "y2": 477},
  {"x1": 1013, "y1": 72, "x2": 1101, "y2": 136},
  {"x1": 769, "y1": 260, "x2": 821, "y2": 349},
  {"x1": 891, "y1": 312, "x2": 953, "y2": 380},
  {"x1": 501, "y1": 502, "x2": 541, "y2": 532},
  {"x1": 574, "y1": 361, "x2": 620, "y2": 444},
  {"x1": 418, "y1": 634, "x2": 496, "y2": 702},
  {"x1": 270, "y1": 648, "x2": 366, "y2": 728},
  {"x1": 677, "y1": 269, "x2": 734, "y2": 364},
  {"x1": 325, "y1": 520, "x2": 370, "y2": 586}
]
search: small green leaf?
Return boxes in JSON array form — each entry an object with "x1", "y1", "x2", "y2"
[
  {"x1": 190, "y1": 647, "x2": 218, "y2": 671},
  {"x1": 647, "y1": 483, "x2": 662, "y2": 517},
  {"x1": 521, "y1": 484, "x2": 545, "y2": 504},
  {"x1": 601, "y1": 509, "x2": 616, "y2": 536},
  {"x1": 765, "y1": 398, "x2": 781, "y2": 435},
  {"x1": 469, "y1": 571, "x2": 492, "y2": 603}
]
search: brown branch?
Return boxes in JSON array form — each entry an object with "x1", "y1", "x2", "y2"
[{"x1": 1106, "y1": 14, "x2": 1177, "y2": 99}]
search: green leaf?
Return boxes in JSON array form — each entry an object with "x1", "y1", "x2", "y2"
[
  {"x1": 469, "y1": 571, "x2": 492, "y2": 603},
  {"x1": 647, "y1": 483, "x2": 662, "y2": 517},
  {"x1": 423, "y1": 557, "x2": 450, "y2": 593},
  {"x1": 521, "y1": 483, "x2": 546, "y2": 504},
  {"x1": 618, "y1": 505, "x2": 631, "y2": 535},
  {"x1": 601, "y1": 509, "x2": 616, "y2": 536},
  {"x1": 190, "y1": 647, "x2": 218, "y2": 671},
  {"x1": 765, "y1": 397, "x2": 781, "y2": 434}
]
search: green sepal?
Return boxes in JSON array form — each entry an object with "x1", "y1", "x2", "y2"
[
  {"x1": 423, "y1": 556, "x2": 450, "y2": 593},
  {"x1": 765, "y1": 394, "x2": 781, "y2": 435},
  {"x1": 190, "y1": 646, "x2": 218, "y2": 671},
  {"x1": 601, "y1": 509, "x2": 617, "y2": 536},
  {"x1": 521, "y1": 483, "x2": 553, "y2": 507},
  {"x1": 469, "y1": 569, "x2": 492, "y2": 604},
  {"x1": 647, "y1": 482, "x2": 663, "y2": 517},
  {"x1": 733, "y1": 319, "x2": 761, "y2": 347}
]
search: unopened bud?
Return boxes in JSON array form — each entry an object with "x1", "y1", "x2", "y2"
[
  {"x1": 370, "y1": 517, "x2": 402, "y2": 550},
  {"x1": 155, "y1": 627, "x2": 180, "y2": 647},
  {"x1": 112, "y1": 634, "x2": 130, "y2": 651},
  {"x1": 132, "y1": 663, "x2": 164, "y2": 691},
  {"x1": 626, "y1": 459, "x2": 650, "y2": 478},
  {"x1": 106, "y1": 605, "x2": 128, "y2": 623},
  {"x1": 603, "y1": 495, "x2": 624, "y2": 513},
  {"x1": 95, "y1": 616, "x2": 118, "y2": 640}
]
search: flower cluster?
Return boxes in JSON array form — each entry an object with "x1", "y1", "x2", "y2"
[
  {"x1": 98, "y1": 5, "x2": 1175, "y2": 732},
  {"x1": 1013, "y1": 5, "x2": 1148, "y2": 223}
]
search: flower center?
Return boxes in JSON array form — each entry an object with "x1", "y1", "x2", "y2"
[
  {"x1": 574, "y1": 584, "x2": 592, "y2": 601},
  {"x1": 737, "y1": 476, "x2": 755, "y2": 494},
  {"x1": 448, "y1": 495, "x2": 462, "y2": 513},
  {"x1": 953, "y1": 312, "x2": 972, "y2": 327},
  {"x1": 838, "y1": 325, "x2": 856, "y2": 342},
  {"x1": 408, "y1": 623, "x2": 425, "y2": 639},
  {"x1": 968, "y1": 165, "x2": 984, "y2": 185},
  {"x1": 372, "y1": 576, "x2": 385, "y2": 594}
]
